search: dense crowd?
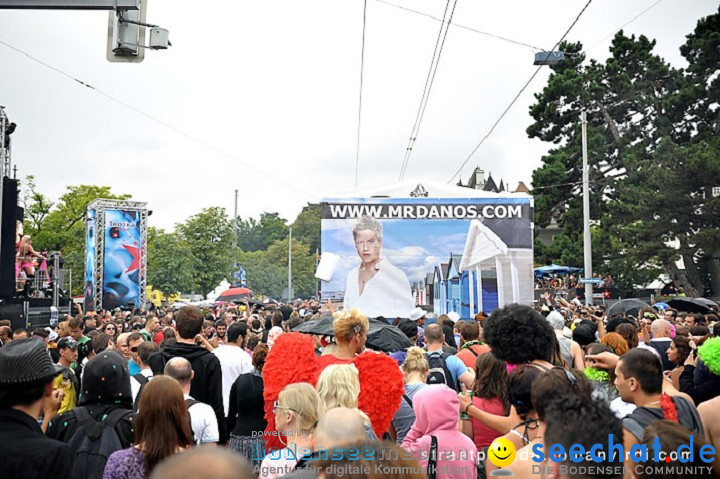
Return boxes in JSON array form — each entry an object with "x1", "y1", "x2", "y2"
[{"x1": 1, "y1": 297, "x2": 719, "y2": 479}]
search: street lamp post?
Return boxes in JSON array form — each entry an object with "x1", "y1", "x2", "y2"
[{"x1": 581, "y1": 111, "x2": 593, "y2": 306}]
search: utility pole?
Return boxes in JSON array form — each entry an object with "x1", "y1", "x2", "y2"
[
  {"x1": 581, "y1": 111, "x2": 593, "y2": 306},
  {"x1": 232, "y1": 189, "x2": 238, "y2": 249},
  {"x1": 288, "y1": 227, "x2": 293, "y2": 301}
]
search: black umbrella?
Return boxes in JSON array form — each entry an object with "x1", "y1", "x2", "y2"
[
  {"x1": 292, "y1": 317, "x2": 411, "y2": 353},
  {"x1": 695, "y1": 298, "x2": 719, "y2": 308},
  {"x1": 366, "y1": 319, "x2": 411, "y2": 353},
  {"x1": 606, "y1": 299, "x2": 650, "y2": 318},
  {"x1": 668, "y1": 298, "x2": 713, "y2": 314},
  {"x1": 292, "y1": 316, "x2": 334, "y2": 335}
]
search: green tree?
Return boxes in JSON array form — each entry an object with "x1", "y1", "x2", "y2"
[
  {"x1": 176, "y1": 207, "x2": 236, "y2": 296},
  {"x1": 529, "y1": 24, "x2": 720, "y2": 296},
  {"x1": 291, "y1": 203, "x2": 322, "y2": 254},
  {"x1": 266, "y1": 238, "x2": 316, "y2": 299},
  {"x1": 147, "y1": 227, "x2": 196, "y2": 295},
  {"x1": 20, "y1": 176, "x2": 54, "y2": 235},
  {"x1": 677, "y1": 8, "x2": 720, "y2": 296},
  {"x1": 21, "y1": 182, "x2": 130, "y2": 294},
  {"x1": 236, "y1": 249, "x2": 286, "y2": 299},
  {"x1": 237, "y1": 212, "x2": 289, "y2": 252}
]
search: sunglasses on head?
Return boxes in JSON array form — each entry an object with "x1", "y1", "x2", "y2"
[{"x1": 273, "y1": 400, "x2": 298, "y2": 413}]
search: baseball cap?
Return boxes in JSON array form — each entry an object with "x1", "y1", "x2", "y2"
[{"x1": 57, "y1": 337, "x2": 79, "y2": 350}]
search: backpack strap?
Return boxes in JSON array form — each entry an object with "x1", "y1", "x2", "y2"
[
  {"x1": 622, "y1": 407, "x2": 663, "y2": 441},
  {"x1": 674, "y1": 396, "x2": 704, "y2": 436},
  {"x1": 104, "y1": 408, "x2": 130, "y2": 429},
  {"x1": 73, "y1": 407, "x2": 106, "y2": 441},
  {"x1": 427, "y1": 435, "x2": 438, "y2": 479},
  {"x1": 132, "y1": 373, "x2": 149, "y2": 386},
  {"x1": 621, "y1": 416, "x2": 645, "y2": 442},
  {"x1": 401, "y1": 394, "x2": 413, "y2": 408},
  {"x1": 468, "y1": 347, "x2": 479, "y2": 358},
  {"x1": 185, "y1": 398, "x2": 200, "y2": 410}
]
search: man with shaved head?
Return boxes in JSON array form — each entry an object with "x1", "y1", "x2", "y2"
[
  {"x1": 149, "y1": 447, "x2": 253, "y2": 479},
  {"x1": 281, "y1": 408, "x2": 369, "y2": 479},
  {"x1": 646, "y1": 318, "x2": 673, "y2": 371},
  {"x1": 164, "y1": 357, "x2": 219, "y2": 445},
  {"x1": 314, "y1": 407, "x2": 367, "y2": 451}
]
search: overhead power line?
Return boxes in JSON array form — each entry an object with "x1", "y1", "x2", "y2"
[
  {"x1": 0, "y1": 39, "x2": 319, "y2": 201},
  {"x1": 355, "y1": 0, "x2": 368, "y2": 188},
  {"x1": 376, "y1": 0, "x2": 543, "y2": 51},
  {"x1": 587, "y1": 0, "x2": 663, "y2": 51},
  {"x1": 447, "y1": 0, "x2": 594, "y2": 184},
  {"x1": 398, "y1": 0, "x2": 458, "y2": 180}
]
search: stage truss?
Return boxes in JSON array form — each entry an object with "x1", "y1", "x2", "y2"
[{"x1": 86, "y1": 199, "x2": 148, "y2": 311}]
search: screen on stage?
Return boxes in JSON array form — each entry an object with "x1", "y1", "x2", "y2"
[
  {"x1": 320, "y1": 197, "x2": 534, "y2": 319},
  {"x1": 84, "y1": 208, "x2": 96, "y2": 311},
  {"x1": 102, "y1": 209, "x2": 142, "y2": 310}
]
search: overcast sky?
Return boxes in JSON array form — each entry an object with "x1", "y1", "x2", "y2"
[{"x1": 0, "y1": 0, "x2": 716, "y2": 231}]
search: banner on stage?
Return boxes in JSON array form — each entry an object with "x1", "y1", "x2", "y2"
[
  {"x1": 84, "y1": 209, "x2": 96, "y2": 311},
  {"x1": 102, "y1": 209, "x2": 142, "y2": 310},
  {"x1": 320, "y1": 197, "x2": 534, "y2": 319}
]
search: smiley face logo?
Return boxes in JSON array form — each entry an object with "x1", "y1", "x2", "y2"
[{"x1": 488, "y1": 437, "x2": 517, "y2": 469}]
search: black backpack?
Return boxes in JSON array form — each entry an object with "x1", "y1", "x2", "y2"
[
  {"x1": 426, "y1": 351, "x2": 457, "y2": 391},
  {"x1": 67, "y1": 407, "x2": 128, "y2": 479},
  {"x1": 132, "y1": 373, "x2": 150, "y2": 412}
]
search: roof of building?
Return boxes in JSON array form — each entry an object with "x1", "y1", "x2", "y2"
[
  {"x1": 483, "y1": 174, "x2": 499, "y2": 192},
  {"x1": 515, "y1": 181, "x2": 530, "y2": 193}
]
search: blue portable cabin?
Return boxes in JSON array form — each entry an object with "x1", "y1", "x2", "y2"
[{"x1": 433, "y1": 263, "x2": 449, "y2": 316}]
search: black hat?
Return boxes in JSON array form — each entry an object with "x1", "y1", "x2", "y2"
[
  {"x1": 397, "y1": 318, "x2": 418, "y2": 340},
  {"x1": 57, "y1": 337, "x2": 79, "y2": 350},
  {"x1": 0, "y1": 338, "x2": 64, "y2": 384},
  {"x1": 79, "y1": 350, "x2": 132, "y2": 408}
]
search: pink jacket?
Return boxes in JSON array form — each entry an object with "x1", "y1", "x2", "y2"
[{"x1": 401, "y1": 385, "x2": 477, "y2": 479}]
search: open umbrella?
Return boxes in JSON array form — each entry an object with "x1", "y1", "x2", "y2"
[
  {"x1": 606, "y1": 299, "x2": 650, "y2": 318},
  {"x1": 292, "y1": 316, "x2": 334, "y2": 336},
  {"x1": 695, "y1": 298, "x2": 719, "y2": 308},
  {"x1": 292, "y1": 317, "x2": 411, "y2": 353},
  {"x1": 534, "y1": 264, "x2": 583, "y2": 279},
  {"x1": 668, "y1": 298, "x2": 713, "y2": 314},
  {"x1": 366, "y1": 319, "x2": 412, "y2": 353},
  {"x1": 216, "y1": 287, "x2": 253, "y2": 303}
]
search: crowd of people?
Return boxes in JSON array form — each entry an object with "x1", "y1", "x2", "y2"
[
  {"x1": 534, "y1": 274, "x2": 616, "y2": 291},
  {"x1": 1, "y1": 296, "x2": 720, "y2": 479}
]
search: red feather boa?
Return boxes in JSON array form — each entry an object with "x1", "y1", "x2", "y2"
[
  {"x1": 261, "y1": 335, "x2": 404, "y2": 450},
  {"x1": 660, "y1": 393, "x2": 678, "y2": 422},
  {"x1": 262, "y1": 333, "x2": 320, "y2": 451},
  {"x1": 354, "y1": 351, "x2": 405, "y2": 437}
]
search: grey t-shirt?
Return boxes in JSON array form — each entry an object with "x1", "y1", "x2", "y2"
[{"x1": 392, "y1": 383, "x2": 427, "y2": 444}]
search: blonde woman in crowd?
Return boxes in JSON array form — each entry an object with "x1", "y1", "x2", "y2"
[
  {"x1": 316, "y1": 364, "x2": 376, "y2": 439},
  {"x1": 259, "y1": 383, "x2": 319, "y2": 479}
]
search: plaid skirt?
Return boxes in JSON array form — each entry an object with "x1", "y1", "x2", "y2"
[{"x1": 229, "y1": 434, "x2": 267, "y2": 468}]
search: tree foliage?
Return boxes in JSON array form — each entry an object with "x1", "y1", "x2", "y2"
[
  {"x1": 176, "y1": 207, "x2": 237, "y2": 296},
  {"x1": 266, "y1": 237, "x2": 317, "y2": 299},
  {"x1": 237, "y1": 212, "x2": 289, "y2": 252},
  {"x1": 21, "y1": 180, "x2": 131, "y2": 294},
  {"x1": 530, "y1": 12, "x2": 720, "y2": 296},
  {"x1": 147, "y1": 227, "x2": 196, "y2": 295},
  {"x1": 291, "y1": 203, "x2": 322, "y2": 254}
]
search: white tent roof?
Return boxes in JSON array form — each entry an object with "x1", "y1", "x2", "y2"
[
  {"x1": 206, "y1": 279, "x2": 231, "y2": 301},
  {"x1": 325, "y1": 180, "x2": 532, "y2": 200},
  {"x1": 460, "y1": 220, "x2": 509, "y2": 271}
]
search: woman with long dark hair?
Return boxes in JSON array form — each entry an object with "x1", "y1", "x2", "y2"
[
  {"x1": 103, "y1": 376, "x2": 193, "y2": 479},
  {"x1": 460, "y1": 352, "x2": 509, "y2": 451},
  {"x1": 666, "y1": 334, "x2": 691, "y2": 389},
  {"x1": 227, "y1": 344, "x2": 269, "y2": 467}
]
